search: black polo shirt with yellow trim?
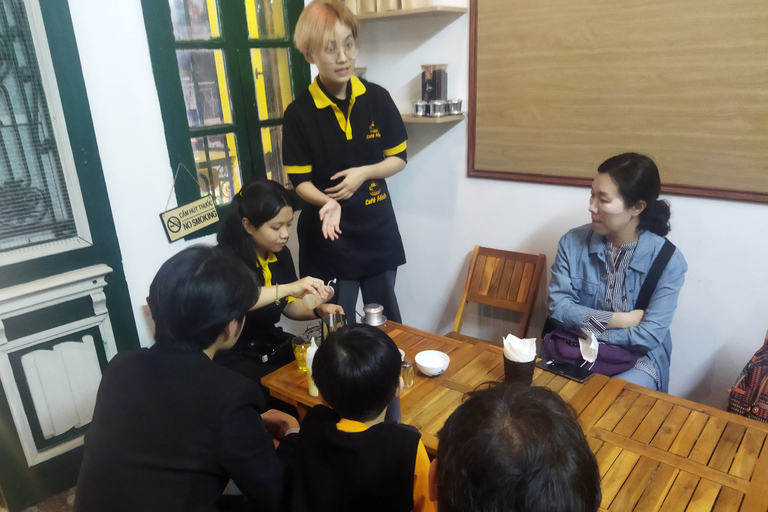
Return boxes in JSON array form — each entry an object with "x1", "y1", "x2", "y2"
[
  {"x1": 283, "y1": 76, "x2": 407, "y2": 280},
  {"x1": 234, "y1": 247, "x2": 297, "y2": 350}
]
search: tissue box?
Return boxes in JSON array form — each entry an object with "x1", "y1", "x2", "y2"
[
  {"x1": 401, "y1": 0, "x2": 467, "y2": 9},
  {"x1": 377, "y1": 0, "x2": 398, "y2": 11}
]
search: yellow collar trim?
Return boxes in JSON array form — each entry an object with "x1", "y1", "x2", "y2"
[
  {"x1": 336, "y1": 417, "x2": 369, "y2": 433},
  {"x1": 256, "y1": 251, "x2": 277, "y2": 266},
  {"x1": 308, "y1": 76, "x2": 366, "y2": 141},
  {"x1": 256, "y1": 251, "x2": 278, "y2": 286}
]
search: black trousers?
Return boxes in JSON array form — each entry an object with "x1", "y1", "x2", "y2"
[{"x1": 334, "y1": 269, "x2": 402, "y2": 323}]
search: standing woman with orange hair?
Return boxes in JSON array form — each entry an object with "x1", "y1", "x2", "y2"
[{"x1": 283, "y1": 0, "x2": 408, "y2": 323}]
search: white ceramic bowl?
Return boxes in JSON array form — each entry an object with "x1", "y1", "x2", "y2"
[{"x1": 415, "y1": 350, "x2": 450, "y2": 377}]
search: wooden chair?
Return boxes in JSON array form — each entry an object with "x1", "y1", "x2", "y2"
[{"x1": 446, "y1": 246, "x2": 546, "y2": 343}]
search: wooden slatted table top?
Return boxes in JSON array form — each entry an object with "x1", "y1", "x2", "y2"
[{"x1": 261, "y1": 321, "x2": 768, "y2": 512}]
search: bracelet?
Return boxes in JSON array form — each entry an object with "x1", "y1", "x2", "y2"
[
  {"x1": 313, "y1": 307, "x2": 321, "y2": 319},
  {"x1": 275, "y1": 284, "x2": 280, "y2": 305}
]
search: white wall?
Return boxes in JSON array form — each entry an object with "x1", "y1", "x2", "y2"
[
  {"x1": 68, "y1": 0, "x2": 768, "y2": 409},
  {"x1": 67, "y1": 0, "x2": 217, "y2": 346}
]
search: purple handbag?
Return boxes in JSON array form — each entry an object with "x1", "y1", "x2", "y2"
[
  {"x1": 543, "y1": 239, "x2": 676, "y2": 378},
  {"x1": 543, "y1": 329, "x2": 638, "y2": 376}
]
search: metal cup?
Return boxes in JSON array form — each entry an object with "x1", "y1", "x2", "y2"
[{"x1": 322, "y1": 313, "x2": 346, "y2": 341}]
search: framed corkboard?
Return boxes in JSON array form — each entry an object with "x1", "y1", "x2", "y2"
[{"x1": 467, "y1": 0, "x2": 768, "y2": 203}]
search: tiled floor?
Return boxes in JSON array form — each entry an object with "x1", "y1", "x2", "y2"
[{"x1": 18, "y1": 487, "x2": 75, "y2": 512}]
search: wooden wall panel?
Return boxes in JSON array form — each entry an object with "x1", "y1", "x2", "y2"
[{"x1": 468, "y1": 0, "x2": 768, "y2": 203}]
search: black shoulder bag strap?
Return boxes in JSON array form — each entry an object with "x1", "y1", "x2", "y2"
[{"x1": 634, "y1": 239, "x2": 676, "y2": 310}]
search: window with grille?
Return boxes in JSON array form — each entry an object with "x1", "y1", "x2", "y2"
[
  {"x1": 143, "y1": 0, "x2": 310, "y2": 224},
  {"x1": 0, "y1": 0, "x2": 91, "y2": 266}
]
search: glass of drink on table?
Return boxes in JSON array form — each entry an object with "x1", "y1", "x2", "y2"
[{"x1": 292, "y1": 333, "x2": 315, "y2": 372}]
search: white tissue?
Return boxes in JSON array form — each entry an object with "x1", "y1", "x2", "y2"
[
  {"x1": 502, "y1": 334, "x2": 536, "y2": 363},
  {"x1": 578, "y1": 332, "x2": 599, "y2": 365}
]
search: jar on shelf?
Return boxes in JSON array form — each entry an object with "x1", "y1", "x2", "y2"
[
  {"x1": 359, "y1": 0, "x2": 376, "y2": 13},
  {"x1": 343, "y1": 0, "x2": 359, "y2": 14},
  {"x1": 421, "y1": 64, "x2": 447, "y2": 102},
  {"x1": 377, "y1": 0, "x2": 398, "y2": 11}
]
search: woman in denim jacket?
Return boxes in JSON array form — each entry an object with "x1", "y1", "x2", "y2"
[{"x1": 548, "y1": 153, "x2": 687, "y2": 392}]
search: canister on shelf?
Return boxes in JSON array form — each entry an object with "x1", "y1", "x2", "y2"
[
  {"x1": 412, "y1": 100, "x2": 428, "y2": 117},
  {"x1": 377, "y1": 0, "x2": 398, "y2": 11},
  {"x1": 429, "y1": 99, "x2": 448, "y2": 117},
  {"x1": 403, "y1": 0, "x2": 469, "y2": 8},
  {"x1": 359, "y1": 0, "x2": 376, "y2": 13},
  {"x1": 343, "y1": 0, "x2": 359, "y2": 15},
  {"x1": 421, "y1": 64, "x2": 447, "y2": 102},
  {"x1": 447, "y1": 99, "x2": 462, "y2": 115}
]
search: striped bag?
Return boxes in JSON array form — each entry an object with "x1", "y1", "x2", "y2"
[{"x1": 727, "y1": 335, "x2": 768, "y2": 422}]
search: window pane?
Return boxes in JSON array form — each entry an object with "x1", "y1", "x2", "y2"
[
  {"x1": 246, "y1": 0, "x2": 286, "y2": 39},
  {"x1": 260, "y1": 126, "x2": 291, "y2": 188},
  {"x1": 191, "y1": 133, "x2": 241, "y2": 205},
  {"x1": 177, "y1": 50, "x2": 233, "y2": 127},
  {"x1": 251, "y1": 48, "x2": 293, "y2": 121},
  {"x1": 169, "y1": 0, "x2": 221, "y2": 40}
]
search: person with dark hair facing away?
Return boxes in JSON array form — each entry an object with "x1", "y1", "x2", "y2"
[
  {"x1": 548, "y1": 153, "x2": 687, "y2": 391},
  {"x1": 429, "y1": 383, "x2": 601, "y2": 512},
  {"x1": 283, "y1": 324, "x2": 434, "y2": 512},
  {"x1": 74, "y1": 245, "x2": 299, "y2": 512},
  {"x1": 216, "y1": 179, "x2": 342, "y2": 385}
]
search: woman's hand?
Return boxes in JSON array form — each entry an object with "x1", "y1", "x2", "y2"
[
  {"x1": 325, "y1": 167, "x2": 368, "y2": 201},
  {"x1": 283, "y1": 286, "x2": 340, "y2": 321},
  {"x1": 316, "y1": 303, "x2": 344, "y2": 317},
  {"x1": 286, "y1": 276, "x2": 325, "y2": 301},
  {"x1": 261, "y1": 409, "x2": 299, "y2": 439},
  {"x1": 319, "y1": 200, "x2": 342, "y2": 240}
]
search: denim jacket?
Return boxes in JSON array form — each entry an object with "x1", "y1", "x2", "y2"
[{"x1": 547, "y1": 224, "x2": 687, "y2": 392}]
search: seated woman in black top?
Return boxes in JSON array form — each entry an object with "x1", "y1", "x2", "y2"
[{"x1": 215, "y1": 180, "x2": 343, "y2": 384}]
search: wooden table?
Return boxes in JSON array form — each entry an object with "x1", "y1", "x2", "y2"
[{"x1": 262, "y1": 322, "x2": 768, "y2": 511}]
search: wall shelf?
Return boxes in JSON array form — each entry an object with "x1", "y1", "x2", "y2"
[
  {"x1": 402, "y1": 113, "x2": 465, "y2": 124},
  {"x1": 358, "y1": 6, "x2": 467, "y2": 21}
]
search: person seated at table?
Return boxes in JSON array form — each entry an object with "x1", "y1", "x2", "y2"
[
  {"x1": 429, "y1": 383, "x2": 601, "y2": 512},
  {"x1": 282, "y1": 324, "x2": 434, "y2": 512},
  {"x1": 215, "y1": 179, "x2": 343, "y2": 386},
  {"x1": 75, "y1": 245, "x2": 299, "y2": 512},
  {"x1": 547, "y1": 153, "x2": 687, "y2": 392}
]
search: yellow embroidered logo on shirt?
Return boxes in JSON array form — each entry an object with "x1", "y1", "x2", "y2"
[
  {"x1": 366, "y1": 123, "x2": 381, "y2": 140},
  {"x1": 366, "y1": 181, "x2": 387, "y2": 205}
]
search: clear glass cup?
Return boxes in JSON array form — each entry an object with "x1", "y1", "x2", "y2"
[
  {"x1": 401, "y1": 361, "x2": 414, "y2": 388},
  {"x1": 292, "y1": 335, "x2": 311, "y2": 372}
]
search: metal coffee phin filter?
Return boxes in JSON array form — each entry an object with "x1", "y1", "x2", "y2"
[{"x1": 362, "y1": 303, "x2": 386, "y2": 326}]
